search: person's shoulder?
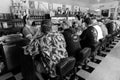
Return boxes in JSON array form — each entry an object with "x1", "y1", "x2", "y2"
[
  {"x1": 87, "y1": 26, "x2": 94, "y2": 29},
  {"x1": 63, "y1": 28, "x2": 71, "y2": 33},
  {"x1": 87, "y1": 26, "x2": 96, "y2": 32}
]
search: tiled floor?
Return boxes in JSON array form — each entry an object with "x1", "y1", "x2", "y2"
[
  {"x1": 76, "y1": 38, "x2": 120, "y2": 80},
  {"x1": 87, "y1": 40, "x2": 120, "y2": 80},
  {"x1": 0, "y1": 38, "x2": 119, "y2": 80}
]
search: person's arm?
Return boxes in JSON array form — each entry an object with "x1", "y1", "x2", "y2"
[
  {"x1": 31, "y1": 27, "x2": 41, "y2": 42},
  {"x1": 88, "y1": 28, "x2": 98, "y2": 45},
  {"x1": 80, "y1": 29, "x2": 87, "y2": 40},
  {"x1": 22, "y1": 27, "x2": 32, "y2": 39}
]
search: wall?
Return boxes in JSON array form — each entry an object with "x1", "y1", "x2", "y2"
[
  {"x1": 29, "y1": 0, "x2": 89, "y2": 7},
  {"x1": 0, "y1": 0, "x2": 12, "y2": 13},
  {"x1": 90, "y1": 1, "x2": 119, "y2": 18},
  {"x1": 91, "y1": 1, "x2": 118, "y2": 10},
  {"x1": 0, "y1": 0, "x2": 89, "y2": 13}
]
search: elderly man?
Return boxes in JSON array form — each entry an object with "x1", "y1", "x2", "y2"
[
  {"x1": 38, "y1": 20, "x2": 68, "y2": 78},
  {"x1": 80, "y1": 18, "x2": 99, "y2": 61},
  {"x1": 24, "y1": 19, "x2": 68, "y2": 79}
]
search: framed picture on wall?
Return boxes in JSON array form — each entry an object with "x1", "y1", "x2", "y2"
[
  {"x1": 101, "y1": 9, "x2": 109, "y2": 17},
  {"x1": 62, "y1": 4, "x2": 66, "y2": 10},
  {"x1": 29, "y1": 1, "x2": 35, "y2": 9},
  {"x1": 66, "y1": 5, "x2": 71, "y2": 11},
  {"x1": 38, "y1": 1, "x2": 48, "y2": 12},
  {"x1": 119, "y1": 1, "x2": 120, "y2": 6},
  {"x1": 29, "y1": 9, "x2": 34, "y2": 15},
  {"x1": 48, "y1": 3, "x2": 53, "y2": 11},
  {"x1": 111, "y1": 8, "x2": 115, "y2": 13}
]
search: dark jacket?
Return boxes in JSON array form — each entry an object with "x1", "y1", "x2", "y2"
[
  {"x1": 63, "y1": 28, "x2": 81, "y2": 57},
  {"x1": 105, "y1": 22, "x2": 114, "y2": 34},
  {"x1": 80, "y1": 26, "x2": 98, "y2": 51}
]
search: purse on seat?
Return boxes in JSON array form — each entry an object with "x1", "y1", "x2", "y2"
[{"x1": 56, "y1": 57, "x2": 76, "y2": 77}]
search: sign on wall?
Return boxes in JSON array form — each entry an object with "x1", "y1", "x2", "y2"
[
  {"x1": 38, "y1": 1, "x2": 49, "y2": 11},
  {"x1": 53, "y1": 3, "x2": 62, "y2": 10},
  {"x1": 66, "y1": 5, "x2": 72, "y2": 11},
  {"x1": 73, "y1": 6, "x2": 79, "y2": 12},
  {"x1": 29, "y1": 1, "x2": 35, "y2": 9},
  {"x1": 48, "y1": 3, "x2": 53, "y2": 11}
]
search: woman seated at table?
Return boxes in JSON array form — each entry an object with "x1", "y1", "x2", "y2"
[{"x1": 22, "y1": 19, "x2": 41, "y2": 40}]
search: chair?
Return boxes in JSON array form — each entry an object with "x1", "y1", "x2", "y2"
[
  {"x1": 34, "y1": 53, "x2": 76, "y2": 80},
  {"x1": 97, "y1": 38, "x2": 105, "y2": 55}
]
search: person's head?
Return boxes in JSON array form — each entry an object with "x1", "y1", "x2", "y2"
[
  {"x1": 82, "y1": 22, "x2": 87, "y2": 30},
  {"x1": 31, "y1": 21, "x2": 36, "y2": 27},
  {"x1": 45, "y1": 14, "x2": 51, "y2": 19},
  {"x1": 75, "y1": 15, "x2": 80, "y2": 20},
  {"x1": 51, "y1": 24, "x2": 58, "y2": 32},
  {"x1": 72, "y1": 21, "x2": 79, "y2": 28},
  {"x1": 101, "y1": 18, "x2": 105, "y2": 23},
  {"x1": 84, "y1": 17, "x2": 92, "y2": 26},
  {"x1": 41, "y1": 19, "x2": 52, "y2": 34},
  {"x1": 62, "y1": 21, "x2": 70, "y2": 29},
  {"x1": 26, "y1": 19, "x2": 33, "y2": 26},
  {"x1": 91, "y1": 18, "x2": 98, "y2": 24}
]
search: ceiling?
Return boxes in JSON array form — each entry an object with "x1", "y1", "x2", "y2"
[{"x1": 76, "y1": 0, "x2": 118, "y2": 4}]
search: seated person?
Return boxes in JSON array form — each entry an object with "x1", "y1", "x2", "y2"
[
  {"x1": 105, "y1": 19, "x2": 114, "y2": 34},
  {"x1": 22, "y1": 19, "x2": 40, "y2": 40},
  {"x1": 80, "y1": 18, "x2": 98, "y2": 61},
  {"x1": 72, "y1": 21, "x2": 82, "y2": 36},
  {"x1": 38, "y1": 20, "x2": 68, "y2": 78},
  {"x1": 62, "y1": 22, "x2": 90, "y2": 66},
  {"x1": 63, "y1": 22, "x2": 81, "y2": 57}
]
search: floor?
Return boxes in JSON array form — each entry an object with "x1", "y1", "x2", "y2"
[{"x1": 0, "y1": 37, "x2": 120, "y2": 80}]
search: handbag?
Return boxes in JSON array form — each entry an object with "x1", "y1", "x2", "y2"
[{"x1": 56, "y1": 57, "x2": 76, "y2": 77}]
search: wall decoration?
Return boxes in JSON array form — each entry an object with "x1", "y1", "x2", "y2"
[
  {"x1": 119, "y1": 1, "x2": 120, "y2": 6},
  {"x1": 34, "y1": 1, "x2": 39, "y2": 9},
  {"x1": 66, "y1": 5, "x2": 72, "y2": 11},
  {"x1": 111, "y1": 8, "x2": 115, "y2": 13},
  {"x1": 74, "y1": 6, "x2": 79, "y2": 12},
  {"x1": 48, "y1": 3, "x2": 53, "y2": 11},
  {"x1": 29, "y1": 1, "x2": 35, "y2": 9},
  {"x1": 71, "y1": 5, "x2": 74, "y2": 12},
  {"x1": 38, "y1": 1, "x2": 49, "y2": 12},
  {"x1": 62, "y1": 4, "x2": 66, "y2": 11},
  {"x1": 53, "y1": 3, "x2": 62, "y2": 10},
  {"x1": 117, "y1": 7, "x2": 120, "y2": 12}
]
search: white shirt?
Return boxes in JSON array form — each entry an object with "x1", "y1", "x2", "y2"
[{"x1": 93, "y1": 25, "x2": 103, "y2": 41}]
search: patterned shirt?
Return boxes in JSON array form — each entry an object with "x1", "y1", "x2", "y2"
[
  {"x1": 39, "y1": 32, "x2": 68, "y2": 76},
  {"x1": 40, "y1": 32, "x2": 68, "y2": 63},
  {"x1": 25, "y1": 31, "x2": 68, "y2": 77}
]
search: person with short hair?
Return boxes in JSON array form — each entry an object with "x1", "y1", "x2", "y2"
[
  {"x1": 39, "y1": 19, "x2": 68, "y2": 77},
  {"x1": 80, "y1": 18, "x2": 99, "y2": 61}
]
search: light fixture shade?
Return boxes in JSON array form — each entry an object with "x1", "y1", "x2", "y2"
[{"x1": 95, "y1": 9, "x2": 101, "y2": 11}]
